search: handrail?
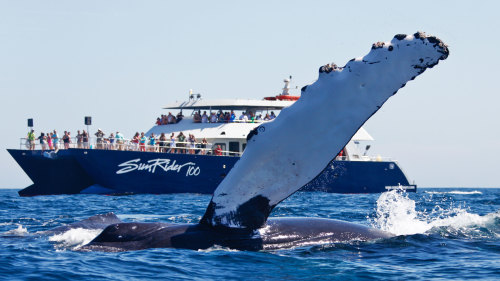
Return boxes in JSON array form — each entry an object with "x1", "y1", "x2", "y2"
[
  {"x1": 156, "y1": 118, "x2": 269, "y2": 125},
  {"x1": 18, "y1": 137, "x2": 243, "y2": 157}
]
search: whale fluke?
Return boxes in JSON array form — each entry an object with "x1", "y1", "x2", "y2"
[{"x1": 200, "y1": 32, "x2": 449, "y2": 230}]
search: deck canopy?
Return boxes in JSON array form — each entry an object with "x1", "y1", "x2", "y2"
[{"x1": 163, "y1": 98, "x2": 294, "y2": 111}]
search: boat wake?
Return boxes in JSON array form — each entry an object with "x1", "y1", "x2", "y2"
[
  {"x1": 424, "y1": 190, "x2": 483, "y2": 195},
  {"x1": 371, "y1": 190, "x2": 500, "y2": 239}
]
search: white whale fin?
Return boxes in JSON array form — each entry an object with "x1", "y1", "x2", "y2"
[{"x1": 200, "y1": 32, "x2": 449, "y2": 231}]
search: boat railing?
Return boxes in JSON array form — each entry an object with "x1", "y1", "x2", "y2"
[
  {"x1": 157, "y1": 119, "x2": 269, "y2": 125},
  {"x1": 18, "y1": 137, "x2": 243, "y2": 157}
]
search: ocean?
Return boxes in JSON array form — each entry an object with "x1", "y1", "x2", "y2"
[{"x1": 0, "y1": 188, "x2": 498, "y2": 280}]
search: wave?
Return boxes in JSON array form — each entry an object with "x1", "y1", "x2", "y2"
[
  {"x1": 371, "y1": 190, "x2": 499, "y2": 238},
  {"x1": 424, "y1": 190, "x2": 483, "y2": 195}
]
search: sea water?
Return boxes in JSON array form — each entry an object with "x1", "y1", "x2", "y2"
[{"x1": 0, "y1": 188, "x2": 498, "y2": 280}]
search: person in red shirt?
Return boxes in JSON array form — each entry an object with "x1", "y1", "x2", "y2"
[{"x1": 214, "y1": 145, "x2": 223, "y2": 156}]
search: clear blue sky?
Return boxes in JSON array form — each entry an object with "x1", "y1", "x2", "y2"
[{"x1": 1, "y1": 0, "x2": 498, "y2": 188}]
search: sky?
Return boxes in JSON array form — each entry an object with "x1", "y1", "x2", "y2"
[{"x1": 0, "y1": 0, "x2": 499, "y2": 189}]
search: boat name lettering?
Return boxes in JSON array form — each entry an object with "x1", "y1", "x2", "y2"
[{"x1": 116, "y1": 158, "x2": 200, "y2": 176}]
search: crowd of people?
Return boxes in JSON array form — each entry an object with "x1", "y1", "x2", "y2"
[
  {"x1": 27, "y1": 129, "x2": 216, "y2": 155},
  {"x1": 156, "y1": 112, "x2": 184, "y2": 125},
  {"x1": 155, "y1": 111, "x2": 276, "y2": 125},
  {"x1": 27, "y1": 129, "x2": 90, "y2": 151}
]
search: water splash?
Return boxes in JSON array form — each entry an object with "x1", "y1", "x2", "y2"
[
  {"x1": 3, "y1": 224, "x2": 28, "y2": 236},
  {"x1": 371, "y1": 190, "x2": 500, "y2": 238},
  {"x1": 48, "y1": 228, "x2": 102, "y2": 250}
]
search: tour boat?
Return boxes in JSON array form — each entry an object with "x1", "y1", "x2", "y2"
[{"x1": 8, "y1": 78, "x2": 416, "y2": 196}]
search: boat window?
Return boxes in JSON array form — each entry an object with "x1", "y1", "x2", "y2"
[
  {"x1": 229, "y1": 142, "x2": 239, "y2": 156},
  {"x1": 242, "y1": 143, "x2": 246, "y2": 152}
]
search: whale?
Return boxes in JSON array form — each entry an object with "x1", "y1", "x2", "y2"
[
  {"x1": 80, "y1": 217, "x2": 391, "y2": 252},
  {"x1": 74, "y1": 32, "x2": 448, "y2": 251}
]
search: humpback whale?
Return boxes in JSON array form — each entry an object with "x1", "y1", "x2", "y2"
[{"x1": 76, "y1": 32, "x2": 448, "y2": 251}]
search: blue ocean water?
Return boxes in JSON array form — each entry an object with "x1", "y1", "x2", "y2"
[{"x1": 0, "y1": 188, "x2": 499, "y2": 281}]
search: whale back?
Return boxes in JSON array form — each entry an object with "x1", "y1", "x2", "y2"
[
  {"x1": 200, "y1": 32, "x2": 449, "y2": 231},
  {"x1": 45, "y1": 212, "x2": 122, "y2": 235}
]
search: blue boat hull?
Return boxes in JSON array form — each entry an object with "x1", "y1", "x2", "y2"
[{"x1": 8, "y1": 149, "x2": 415, "y2": 196}]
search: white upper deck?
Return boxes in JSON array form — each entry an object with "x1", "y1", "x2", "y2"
[
  {"x1": 149, "y1": 77, "x2": 374, "y2": 146},
  {"x1": 146, "y1": 116, "x2": 374, "y2": 141},
  {"x1": 163, "y1": 98, "x2": 294, "y2": 111}
]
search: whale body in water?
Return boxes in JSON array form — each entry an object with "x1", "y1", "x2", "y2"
[{"x1": 76, "y1": 32, "x2": 448, "y2": 251}]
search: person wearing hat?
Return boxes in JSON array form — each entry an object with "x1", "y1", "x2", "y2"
[{"x1": 115, "y1": 131, "x2": 124, "y2": 150}]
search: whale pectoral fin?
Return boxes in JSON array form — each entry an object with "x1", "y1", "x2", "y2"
[
  {"x1": 200, "y1": 32, "x2": 449, "y2": 231},
  {"x1": 82, "y1": 222, "x2": 177, "y2": 251}
]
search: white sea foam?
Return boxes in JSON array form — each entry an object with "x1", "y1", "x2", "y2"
[
  {"x1": 372, "y1": 190, "x2": 499, "y2": 237},
  {"x1": 197, "y1": 245, "x2": 241, "y2": 253},
  {"x1": 424, "y1": 190, "x2": 483, "y2": 195},
  {"x1": 48, "y1": 228, "x2": 102, "y2": 250},
  {"x1": 3, "y1": 224, "x2": 28, "y2": 236}
]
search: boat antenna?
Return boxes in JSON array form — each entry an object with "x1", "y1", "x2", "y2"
[{"x1": 282, "y1": 76, "x2": 291, "y2": 96}]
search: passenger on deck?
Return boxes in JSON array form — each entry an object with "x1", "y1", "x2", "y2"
[
  {"x1": 210, "y1": 112, "x2": 217, "y2": 123},
  {"x1": 176, "y1": 112, "x2": 184, "y2": 122},
  {"x1": 249, "y1": 112, "x2": 255, "y2": 123},
  {"x1": 201, "y1": 111, "x2": 208, "y2": 123},
  {"x1": 167, "y1": 112, "x2": 175, "y2": 124},
  {"x1": 115, "y1": 132, "x2": 124, "y2": 150},
  {"x1": 188, "y1": 134, "x2": 196, "y2": 154},
  {"x1": 27, "y1": 129, "x2": 35, "y2": 150},
  {"x1": 149, "y1": 133, "x2": 156, "y2": 152},
  {"x1": 108, "y1": 133, "x2": 115, "y2": 150},
  {"x1": 224, "y1": 112, "x2": 230, "y2": 123},
  {"x1": 38, "y1": 132, "x2": 47, "y2": 151},
  {"x1": 239, "y1": 112, "x2": 248, "y2": 122},
  {"x1": 156, "y1": 117, "x2": 161, "y2": 126},
  {"x1": 200, "y1": 137, "x2": 208, "y2": 155},
  {"x1": 47, "y1": 133, "x2": 53, "y2": 150},
  {"x1": 218, "y1": 112, "x2": 225, "y2": 123},
  {"x1": 159, "y1": 133, "x2": 167, "y2": 152},
  {"x1": 256, "y1": 114, "x2": 262, "y2": 121},
  {"x1": 264, "y1": 113, "x2": 270, "y2": 121},
  {"x1": 62, "y1": 131, "x2": 70, "y2": 149},
  {"x1": 169, "y1": 133, "x2": 176, "y2": 153},
  {"x1": 139, "y1": 132, "x2": 147, "y2": 152},
  {"x1": 270, "y1": 111, "x2": 276, "y2": 119},
  {"x1": 193, "y1": 112, "x2": 201, "y2": 123},
  {"x1": 230, "y1": 110, "x2": 236, "y2": 122},
  {"x1": 82, "y1": 130, "x2": 89, "y2": 149},
  {"x1": 132, "y1": 132, "x2": 140, "y2": 151},
  {"x1": 214, "y1": 145, "x2": 223, "y2": 156},
  {"x1": 95, "y1": 129, "x2": 105, "y2": 149},
  {"x1": 76, "y1": 130, "x2": 83, "y2": 148},
  {"x1": 177, "y1": 132, "x2": 186, "y2": 154},
  {"x1": 52, "y1": 130, "x2": 60, "y2": 151}
]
